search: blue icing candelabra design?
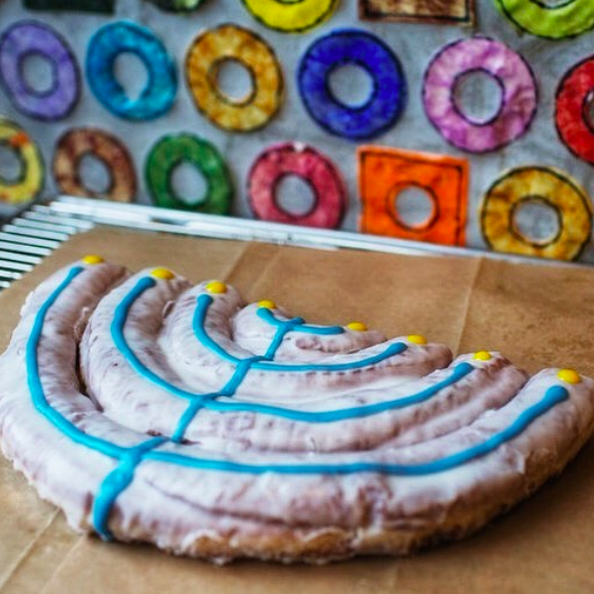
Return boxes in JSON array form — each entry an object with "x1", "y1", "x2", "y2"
[{"x1": 25, "y1": 259, "x2": 574, "y2": 540}]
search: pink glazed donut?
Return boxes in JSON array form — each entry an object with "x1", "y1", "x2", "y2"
[
  {"x1": 423, "y1": 37, "x2": 537, "y2": 154},
  {"x1": 248, "y1": 142, "x2": 346, "y2": 228}
]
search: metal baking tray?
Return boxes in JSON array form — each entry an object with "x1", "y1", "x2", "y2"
[{"x1": 0, "y1": 195, "x2": 582, "y2": 292}]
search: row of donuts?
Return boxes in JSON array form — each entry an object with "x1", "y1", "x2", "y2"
[
  {"x1": 2, "y1": 20, "x2": 594, "y2": 161},
  {"x1": 20, "y1": 0, "x2": 594, "y2": 40},
  {"x1": 3, "y1": 118, "x2": 591, "y2": 261}
]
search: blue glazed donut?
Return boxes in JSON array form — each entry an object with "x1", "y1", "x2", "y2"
[
  {"x1": 297, "y1": 29, "x2": 407, "y2": 141},
  {"x1": 86, "y1": 21, "x2": 177, "y2": 121},
  {"x1": 0, "y1": 21, "x2": 80, "y2": 121}
]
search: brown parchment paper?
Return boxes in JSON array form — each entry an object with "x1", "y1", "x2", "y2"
[{"x1": 2, "y1": 227, "x2": 594, "y2": 594}]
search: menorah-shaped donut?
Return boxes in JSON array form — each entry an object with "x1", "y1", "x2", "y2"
[{"x1": 1, "y1": 256, "x2": 593, "y2": 563}]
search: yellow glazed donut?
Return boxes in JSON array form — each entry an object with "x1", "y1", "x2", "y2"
[
  {"x1": 185, "y1": 24, "x2": 283, "y2": 132},
  {"x1": 0, "y1": 119, "x2": 43, "y2": 204},
  {"x1": 241, "y1": 0, "x2": 339, "y2": 33},
  {"x1": 480, "y1": 166, "x2": 592, "y2": 261}
]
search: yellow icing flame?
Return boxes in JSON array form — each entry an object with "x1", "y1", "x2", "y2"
[
  {"x1": 473, "y1": 351, "x2": 492, "y2": 361},
  {"x1": 206, "y1": 281, "x2": 227, "y2": 294},
  {"x1": 557, "y1": 368, "x2": 581, "y2": 384},
  {"x1": 82, "y1": 255, "x2": 104, "y2": 265},
  {"x1": 151, "y1": 268, "x2": 175, "y2": 280},
  {"x1": 408, "y1": 335, "x2": 427, "y2": 345},
  {"x1": 258, "y1": 299, "x2": 276, "y2": 309},
  {"x1": 347, "y1": 322, "x2": 367, "y2": 332}
]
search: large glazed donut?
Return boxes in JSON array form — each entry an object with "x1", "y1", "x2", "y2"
[
  {"x1": 423, "y1": 37, "x2": 537, "y2": 153},
  {"x1": 496, "y1": 0, "x2": 594, "y2": 39},
  {"x1": 240, "y1": 0, "x2": 339, "y2": 33},
  {"x1": 53, "y1": 128, "x2": 136, "y2": 202},
  {"x1": 1, "y1": 258, "x2": 593, "y2": 563},
  {"x1": 480, "y1": 166, "x2": 592, "y2": 261},
  {"x1": 86, "y1": 21, "x2": 177, "y2": 121},
  {"x1": 298, "y1": 29, "x2": 407, "y2": 141},
  {"x1": 248, "y1": 142, "x2": 346, "y2": 228},
  {"x1": 0, "y1": 21, "x2": 80, "y2": 121},
  {"x1": 185, "y1": 24, "x2": 283, "y2": 132},
  {"x1": 0, "y1": 118, "x2": 44, "y2": 204}
]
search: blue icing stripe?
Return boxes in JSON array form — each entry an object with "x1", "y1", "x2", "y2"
[
  {"x1": 26, "y1": 266, "x2": 126, "y2": 459},
  {"x1": 93, "y1": 436, "x2": 166, "y2": 540},
  {"x1": 204, "y1": 362, "x2": 475, "y2": 422},
  {"x1": 146, "y1": 384, "x2": 569, "y2": 476},
  {"x1": 25, "y1": 265, "x2": 572, "y2": 542},
  {"x1": 257, "y1": 307, "x2": 345, "y2": 335},
  {"x1": 112, "y1": 278, "x2": 213, "y2": 401}
]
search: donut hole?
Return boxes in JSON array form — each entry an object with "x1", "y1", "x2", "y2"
[
  {"x1": 78, "y1": 153, "x2": 112, "y2": 195},
  {"x1": 328, "y1": 63, "x2": 374, "y2": 108},
  {"x1": 113, "y1": 52, "x2": 149, "y2": 102},
  {"x1": 275, "y1": 175, "x2": 316, "y2": 217},
  {"x1": 21, "y1": 52, "x2": 55, "y2": 95},
  {"x1": 391, "y1": 185, "x2": 437, "y2": 230},
  {"x1": 512, "y1": 197, "x2": 561, "y2": 246},
  {"x1": 0, "y1": 143, "x2": 24, "y2": 184},
  {"x1": 214, "y1": 58, "x2": 254, "y2": 105},
  {"x1": 454, "y1": 70, "x2": 503, "y2": 124},
  {"x1": 170, "y1": 161, "x2": 208, "y2": 207},
  {"x1": 583, "y1": 90, "x2": 594, "y2": 134}
]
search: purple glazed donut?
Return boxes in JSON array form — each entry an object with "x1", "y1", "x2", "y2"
[
  {"x1": 0, "y1": 21, "x2": 80, "y2": 121},
  {"x1": 423, "y1": 37, "x2": 537, "y2": 154}
]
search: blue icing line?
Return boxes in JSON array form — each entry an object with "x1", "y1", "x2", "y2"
[
  {"x1": 26, "y1": 266, "x2": 166, "y2": 537},
  {"x1": 205, "y1": 362, "x2": 475, "y2": 422},
  {"x1": 147, "y1": 385, "x2": 569, "y2": 476},
  {"x1": 257, "y1": 307, "x2": 345, "y2": 335},
  {"x1": 193, "y1": 293, "x2": 401, "y2": 372},
  {"x1": 93, "y1": 436, "x2": 166, "y2": 540},
  {"x1": 112, "y1": 277, "x2": 212, "y2": 402},
  {"x1": 26, "y1": 266, "x2": 126, "y2": 459}
]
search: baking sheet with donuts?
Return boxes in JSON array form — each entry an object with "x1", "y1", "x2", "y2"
[
  {"x1": 2, "y1": 0, "x2": 594, "y2": 263},
  {"x1": 2, "y1": 225, "x2": 594, "y2": 592}
]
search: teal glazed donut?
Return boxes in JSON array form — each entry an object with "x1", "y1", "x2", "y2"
[
  {"x1": 145, "y1": 134, "x2": 233, "y2": 215},
  {"x1": 86, "y1": 21, "x2": 177, "y2": 121}
]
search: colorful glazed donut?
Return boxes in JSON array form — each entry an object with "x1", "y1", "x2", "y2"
[
  {"x1": 53, "y1": 128, "x2": 136, "y2": 202},
  {"x1": 0, "y1": 119, "x2": 44, "y2": 204},
  {"x1": 86, "y1": 21, "x2": 177, "y2": 121},
  {"x1": 240, "y1": 0, "x2": 339, "y2": 33},
  {"x1": 496, "y1": 0, "x2": 594, "y2": 40},
  {"x1": 298, "y1": 29, "x2": 407, "y2": 141},
  {"x1": 185, "y1": 24, "x2": 283, "y2": 132},
  {"x1": 0, "y1": 21, "x2": 80, "y2": 121},
  {"x1": 145, "y1": 134, "x2": 233, "y2": 215},
  {"x1": 145, "y1": 0, "x2": 204, "y2": 11},
  {"x1": 480, "y1": 166, "x2": 592, "y2": 261},
  {"x1": 423, "y1": 37, "x2": 537, "y2": 154},
  {"x1": 248, "y1": 142, "x2": 346, "y2": 228},
  {"x1": 556, "y1": 55, "x2": 594, "y2": 165}
]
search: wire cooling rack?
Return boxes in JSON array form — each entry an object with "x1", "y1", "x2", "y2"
[{"x1": 0, "y1": 195, "x2": 582, "y2": 292}]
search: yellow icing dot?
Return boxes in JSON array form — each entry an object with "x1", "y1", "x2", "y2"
[
  {"x1": 151, "y1": 268, "x2": 175, "y2": 280},
  {"x1": 557, "y1": 368, "x2": 581, "y2": 384},
  {"x1": 206, "y1": 280, "x2": 227, "y2": 294},
  {"x1": 407, "y1": 335, "x2": 427, "y2": 345},
  {"x1": 82, "y1": 255, "x2": 104, "y2": 265},
  {"x1": 258, "y1": 299, "x2": 276, "y2": 309},
  {"x1": 347, "y1": 322, "x2": 367, "y2": 332},
  {"x1": 474, "y1": 351, "x2": 492, "y2": 361}
]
